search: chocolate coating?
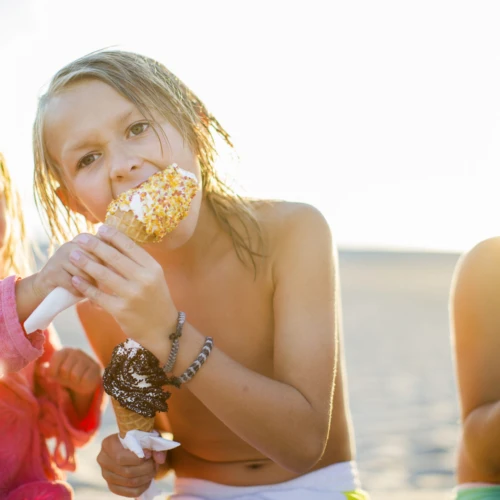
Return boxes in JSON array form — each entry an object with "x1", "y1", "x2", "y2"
[{"x1": 103, "y1": 339, "x2": 171, "y2": 418}]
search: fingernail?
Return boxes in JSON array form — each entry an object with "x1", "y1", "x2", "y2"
[
  {"x1": 98, "y1": 225, "x2": 111, "y2": 235},
  {"x1": 144, "y1": 449, "x2": 152, "y2": 459},
  {"x1": 72, "y1": 276, "x2": 82, "y2": 286},
  {"x1": 76, "y1": 234, "x2": 90, "y2": 245},
  {"x1": 70, "y1": 250, "x2": 82, "y2": 262}
]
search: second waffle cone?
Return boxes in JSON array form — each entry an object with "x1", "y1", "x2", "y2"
[{"x1": 111, "y1": 397, "x2": 155, "y2": 438}]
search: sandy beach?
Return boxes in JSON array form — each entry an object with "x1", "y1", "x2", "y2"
[{"x1": 53, "y1": 249, "x2": 461, "y2": 499}]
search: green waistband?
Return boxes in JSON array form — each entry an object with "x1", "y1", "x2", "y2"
[
  {"x1": 456, "y1": 486, "x2": 500, "y2": 499},
  {"x1": 344, "y1": 491, "x2": 370, "y2": 500}
]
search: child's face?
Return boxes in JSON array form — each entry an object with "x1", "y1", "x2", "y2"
[{"x1": 44, "y1": 79, "x2": 202, "y2": 245}]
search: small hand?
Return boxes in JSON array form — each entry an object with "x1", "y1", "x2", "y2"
[
  {"x1": 98, "y1": 433, "x2": 166, "y2": 497},
  {"x1": 32, "y1": 239, "x2": 97, "y2": 300},
  {"x1": 42, "y1": 347, "x2": 101, "y2": 395},
  {"x1": 69, "y1": 227, "x2": 177, "y2": 358}
]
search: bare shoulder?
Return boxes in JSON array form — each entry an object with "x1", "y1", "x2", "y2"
[
  {"x1": 451, "y1": 236, "x2": 500, "y2": 346},
  {"x1": 76, "y1": 300, "x2": 125, "y2": 367},
  {"x1": 452, "y1": 236, "x2": 500, "y2": 302},
  {"x1": 250, "y1": 200, "x2": 333, "y2": 256}
]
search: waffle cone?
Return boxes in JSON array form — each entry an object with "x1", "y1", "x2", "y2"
[
  {"x1": 105, "y1": 210, "x2": 158, "y2": 244},
  {"x1": 111, "y1": 397, "x2": 155, "y2": 438}
]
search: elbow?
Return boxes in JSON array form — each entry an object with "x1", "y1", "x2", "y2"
[
  {"x1": 462, "y1": 404, "x2": 500, "y2": 477},
  {"x1": 281, "y1": 421, "x2": 329, "y2": 474}
]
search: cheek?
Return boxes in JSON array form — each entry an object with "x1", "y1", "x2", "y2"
[
  {"x1": 73, "y1": 178, "x2": 111, "y2": 222},
  {"x1": 157, "y1": 124, "x2": 199, "y2": 177}
]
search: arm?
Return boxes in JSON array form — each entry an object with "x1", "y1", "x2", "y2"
[
  {"x1": 171, "y1": 206, "x2": 337, "y2": 472},
  {"x1": 0, "y1": 275, "x2": 45, "y2": 372},
  {"x1": 36, "y1": 329, "x2": 105, "y2": 447},
  {"x1": 72, "y1": 205, "x2": 338, "y2": 473},
  {"x1": 452, "y1": 237, "x2": 500, "y2": 478},
  {"x1": 0, "y1": 237, "x2": 97, "y2": 373}
]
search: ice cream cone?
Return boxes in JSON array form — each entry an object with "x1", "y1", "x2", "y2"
[
  {"x1": 105, "y1": 163, "x2": 199, "y2": 244},
  {"x1": 111, "y1": 397, "x2": 155, "y2": 438},
  {"x1": 105, "y1": 210, "x2": 157, "y2": 244}
]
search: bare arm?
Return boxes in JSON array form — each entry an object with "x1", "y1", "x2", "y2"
[
  {"x1": 452, "y1": 237, "x2": 500, "y2": 478},
  {"x1": 169, "y1": 205, "x2": 338, "y2": 473}
]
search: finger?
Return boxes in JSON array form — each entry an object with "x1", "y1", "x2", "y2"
[
  {"x1": 63, "y1": 261, "x2": 95, "y2": 283},
  {"x1": 47, "y1": 348, "x2": 71, "y2": 379},
  {"x1": 98, "y1": 449, "x2": 155, "y2": 472},
  {"x1": 71, "y1": 275, "x2": 120, "y2": 311},
  {"x1": 107, "y1": 481, "x2": 152, "y2": 498},
  {"x1": 57, "y1": 355, "x2": 76, "y2": 382},
  {"x1": 101, "y1": 467, "x2": 154, "y2": 489},
  {"x1": 152, "y1": 451, "x2": 166, "y2": 464},
  {"x1": 36, "y1": 361, "x2": 50, "y2": 379},
  {"x1": 53, "y1": 269, "x2": 86, "y2": 297},
  {"x1": 65, "y1": 358, "x2": 89, "y2": 385},
  {"x1": 69, "y1": 250, "x2": 127, "y2": 294},
  {"x1": 75, "y1": 233, "x2": 149, "y2": 282},
  {"x1": 98, "y1": 225, "x2": 152, "y2": 266},
  {"x1": 81, "y1": 362, "x2": 101, "y2": 386},
  {"x1": 74, "y1": 232, "x2": 145, "y2": 275}
]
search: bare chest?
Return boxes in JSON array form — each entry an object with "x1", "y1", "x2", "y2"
[{"x1": 168, "y1": 257, "x2": 275, "y2": 372}]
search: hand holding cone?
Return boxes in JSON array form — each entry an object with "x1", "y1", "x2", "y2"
[{"x1": 24, "y1": 163, "x2": 199, "y2": 333}]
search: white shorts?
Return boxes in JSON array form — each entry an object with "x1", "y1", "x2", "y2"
[{"x1": 169, "y1": 461, "x2": 369, "y2": 499}]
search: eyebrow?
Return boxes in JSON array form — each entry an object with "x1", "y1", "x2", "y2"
[{"x1": 65, "y1": 109, "x2": 137, "y2": 154}]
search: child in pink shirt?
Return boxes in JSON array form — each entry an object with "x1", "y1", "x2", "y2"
[{"x1": 0, "y1": 153, "x2": 104, "y2": 499}]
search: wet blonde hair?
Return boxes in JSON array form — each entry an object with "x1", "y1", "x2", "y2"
[
  {"x1": 0, "y1": 153, "x2": 31, "y2": 277},
  {"x1": 33, "y1": 49, "x2": 263, "y2": 271}
]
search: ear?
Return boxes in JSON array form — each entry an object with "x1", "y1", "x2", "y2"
[{"x1": 55, "y1": 187, "x2": 99, "y2": 224}]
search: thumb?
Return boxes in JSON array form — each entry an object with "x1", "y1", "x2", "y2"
[
  {"x1": 153, "y1": 451, "x2": 166, "y2": 464},
  {"x1": 36, "y1": 361, "x2": 50, "y2": 378}
]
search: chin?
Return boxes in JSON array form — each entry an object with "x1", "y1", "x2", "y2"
[{"x1": 150, "y1": 217, "x2": 199, "y2": 252}]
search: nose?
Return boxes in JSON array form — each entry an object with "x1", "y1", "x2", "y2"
[{"x1": 109, "y1": 147, "x2": 143, "y2": 182}]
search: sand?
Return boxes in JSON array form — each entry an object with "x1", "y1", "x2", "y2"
[{"x1": 53, "y1": 249, "x2": 461, "y2": 499}]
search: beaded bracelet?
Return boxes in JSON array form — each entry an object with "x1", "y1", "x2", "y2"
[
  {"x1": 163, "y1": 311, "x2": 186, "y2": 374},
  {"x1": 176, "y1": 337, "x2": 213, "y2": 385}
]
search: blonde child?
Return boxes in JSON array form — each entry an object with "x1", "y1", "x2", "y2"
[
  {"x1": 451, "y1": 239, "x2": 500, "y2": 499},
  {"x1": 31, "y1": 49, "x2": 369, "y2": 500},
  {"x1": 0, "y1": 153, "x2": 104, "y2": 499}
]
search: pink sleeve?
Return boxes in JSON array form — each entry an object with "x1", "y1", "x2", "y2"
[{"x1": 0, "y1": 275, "x2": 45, "y2": 374}]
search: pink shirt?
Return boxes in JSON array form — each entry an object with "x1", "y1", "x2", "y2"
[{"x1": 0, "y1": 276, "x2": 104, "y2": 499}]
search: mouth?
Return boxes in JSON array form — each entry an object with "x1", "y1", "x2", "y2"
[{"x1": 131, "y1": 177, "x2": 152, "y2": 191}]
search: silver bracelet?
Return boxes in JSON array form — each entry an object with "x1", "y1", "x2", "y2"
[
  {"x1": 177, "y1": 337, "x2": 214, "y2": 385},
  {"x1": 163, "y1": 312, "x2": 186, "y2": 374}
]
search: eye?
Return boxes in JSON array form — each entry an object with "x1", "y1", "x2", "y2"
[
  {"x1": 128, "y1": 122, "x2": 150, "y2": 137},
  {"x1": 77, "y1": 153, "x2": 100, "y2": 170}
]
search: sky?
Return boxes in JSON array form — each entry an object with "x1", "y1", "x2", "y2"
[{"x1": 1, "y1": 0, "x2": 500, "y2": 251}]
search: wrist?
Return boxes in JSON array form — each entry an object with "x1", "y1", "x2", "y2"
[
  {"x1": 69, "y1": 387, "x2": 96, "y2": 419},
  {"x1": 15, "y1": 274, "x2": 45, "y2": 323},
  {"x1": 140, "y1": 333, "x2": 173, "y2": 366},
  {"x1": 30, "y1": 272, "x2": 48, "y2": 301},
  {"x1": 140, "y1": 310, "x2": 178, "y2": 364}
]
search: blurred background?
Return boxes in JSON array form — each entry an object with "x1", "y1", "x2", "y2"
[{"x1": 3, "y1": 0, "x2": 500, "y2": 498}]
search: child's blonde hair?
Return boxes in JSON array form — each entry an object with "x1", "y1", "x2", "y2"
[
  {"x1": 0, "y1": 153, "x2": 30, "y2": 277},
  {"x1": 33, "y1": 49, "x2": 262, "y2": 272}
]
